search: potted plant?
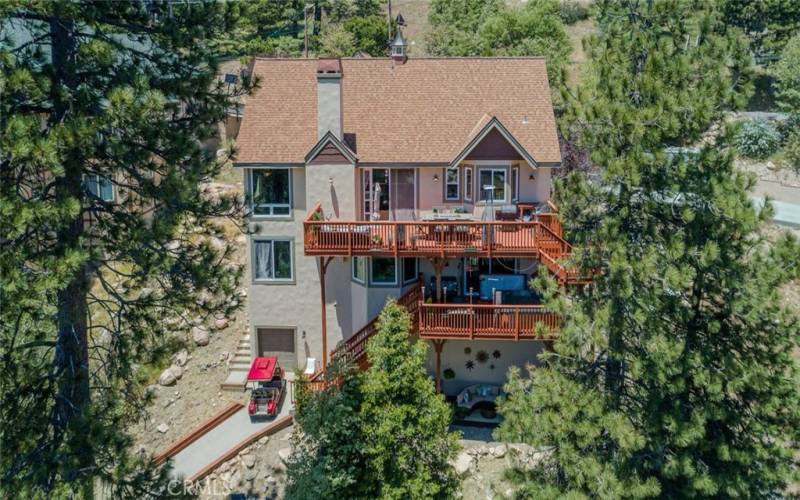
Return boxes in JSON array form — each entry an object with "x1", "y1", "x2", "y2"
[{"x1": 443, "y1": 368, "x2": 455, "y2": 380}]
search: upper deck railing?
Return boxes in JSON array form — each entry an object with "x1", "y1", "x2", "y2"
[{"x1": 303, "y1": 203, "x2": 570, "y2": 259}]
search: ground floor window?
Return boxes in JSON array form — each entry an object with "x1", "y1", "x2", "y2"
[
  {"x1": 371, "y1": 257, "x2": 397, "y2": 285},
  {"x1": 253, "y1": 239, "x2": 293, "y2": 282},
  {"x1": 256, "y1": 327, "x2": 296, "y2": 368},
  {"x1": 403, "y1": 258, "x2": 418, "y2": 284},
  {"x1": 352, "y1": 256, "x2": 366, "y2": 284}
]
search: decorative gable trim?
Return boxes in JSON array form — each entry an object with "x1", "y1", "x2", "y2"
[
  {"x1": 304, "y1": 131, "x2": 357, "y2": 165},
  {"x1": 449, "y1": 117, "x2": 538, "y2": 169}
]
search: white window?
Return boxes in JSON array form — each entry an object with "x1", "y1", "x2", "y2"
[
  {"x1": 464, "y1": 167, "x2": 473, "y2": 201},
  {"x1": 445, "y1": 168, "x2": 459, "y2": 201},
  {"x1": 253, "y1": 239, "x2": 293, "y2": 282},
  {"x1": 85, "y1": 174, "x2": 114, "y2": 202},
  {"x1": 352, "y1": 256, "x2": 366, "y2": 284},
  {"x1": 363, "y1": 169, "x2": 390, "y2": 218},
  {"x1": 479, "y1": 168, "x2": 507, "y2": 203},
  {"x1": 370, "y1": 257, "x2": 397, "y2": 285},
  {"x1": 250, "y1": 169, "x2": 291, "y2": 217}
]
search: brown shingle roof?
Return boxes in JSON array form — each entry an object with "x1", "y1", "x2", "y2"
[{"x1": 235, "y1": 57, "x2": 561, "y2": 165}]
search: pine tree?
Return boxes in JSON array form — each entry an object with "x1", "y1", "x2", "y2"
[
  {"x1": 497, "y1": 0, "x2": 800, "y2": 497},
  {"x1": 286, "y1": 355, "x2": 368, "y2": 499},
  {"x1": 1, "y1": 2, "x2": 251, "y2": 496},
  {"x1": 360, "y1": 300, "x2": 460, "y2": 499},
  {"x1": 722, "y1": 0, "x2": 800, "y2": 59},
  {"x1": 287, "y1": 300, "x2": 461, "y2": 499}
]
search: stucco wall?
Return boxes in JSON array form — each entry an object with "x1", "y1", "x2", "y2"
[
  {"x1": 425, "y1": 340, "x2": 546, "y2": 396},
  {"x1": 306, "y1": 163, "x2": 357, "y2": 219},
  {"x1": 246, "y1": 163, "x2": 356, "y2": 372},
  {"x1": 416, "y1": 164, "x2": 552, "y2": 213}
]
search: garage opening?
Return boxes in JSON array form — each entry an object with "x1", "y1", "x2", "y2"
[{"x1": 256, "y1": 327, "x2": 296, "y2": 369}]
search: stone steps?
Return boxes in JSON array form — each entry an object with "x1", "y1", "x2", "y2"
[{"x1": 220, "y1": 333, "x2": 252, "y2": 392}]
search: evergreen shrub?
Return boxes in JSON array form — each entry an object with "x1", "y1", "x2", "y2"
[{"x1": 735, "y1": 119, "x2": 781, "y2": 159}]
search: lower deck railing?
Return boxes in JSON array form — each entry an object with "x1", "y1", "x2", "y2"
[{"x1": 417, "y1": 303, "x2": 559, "y2": 340}]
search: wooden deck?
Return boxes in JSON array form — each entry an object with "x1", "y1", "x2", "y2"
[
  {"x1": 417, "y1": 303, "x2": 559, "y2": 340},
  {"x1": 304, "y1": 205, "x2": 566, "y2": 259},
  {"x1": 303, "y1": 203, "x2": 587, "y2": 285}
]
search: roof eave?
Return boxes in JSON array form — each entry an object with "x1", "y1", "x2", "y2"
[
  {"x1": 304, "y1": 131, "x2": 358, "y2": 164},
  {"x1": 448, "y1": 117, "x2": 539, "y2": 170}
]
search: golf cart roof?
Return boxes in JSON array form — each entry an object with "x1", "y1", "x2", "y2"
[{"x1": 247, "y1": 357, "x2": 279, "y2": 381}]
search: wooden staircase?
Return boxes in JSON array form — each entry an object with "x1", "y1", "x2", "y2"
[{"x1": 307, "y1": 286, "x2": 421, "y2": 386}]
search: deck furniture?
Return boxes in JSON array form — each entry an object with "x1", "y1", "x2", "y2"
[{"x1": 456, "y1": 384, "x2": 503, "y2": 415}]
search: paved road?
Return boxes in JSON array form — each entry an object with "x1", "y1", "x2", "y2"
[{"x1": 168, "y1": 398, "x2": 293, "y2": 481}]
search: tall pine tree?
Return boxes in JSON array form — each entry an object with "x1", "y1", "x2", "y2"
[
  {"x1": 497, "y1": 0, "x2": 800, "y2": 497},
  {"x1": 288, "y1": 300, "x2": 460, "y2": 499},
  {"x1": 1, "y1": 2, "x2": 251, "y2": 496}
]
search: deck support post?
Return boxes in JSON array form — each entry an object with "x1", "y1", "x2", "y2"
[
  {"x1": 428, "y1": 257, "x2": 446, "y2": 303},
  {"x1": 319, "y1": 256, "x2": 334, "y2": 372},
  {"x1": 432, "y1": 339, "x2": 446, "y2": 393}
]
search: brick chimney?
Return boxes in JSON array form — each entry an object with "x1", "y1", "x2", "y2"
[{"x1": 316, "y1": 58, "x2": 343, "y2": 139}]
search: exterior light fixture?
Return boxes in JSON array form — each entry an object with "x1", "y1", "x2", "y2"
[
  {"x1": 328, "y1": 177, "x2": 334, "y2": 185},
  {"x1": 529, "y1": 174, "x2": 535, "y2": 181},
  {"x1": 433, "y1": 174, "x2": 439, "y2": 182}
]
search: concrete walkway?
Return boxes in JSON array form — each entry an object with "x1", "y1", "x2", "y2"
[
  {"x1": 168, "y1": 398, "x2": 293, "y2": 481},
  {"x1": 752, "y1": 178, "x2": 800, "y2": 228}
]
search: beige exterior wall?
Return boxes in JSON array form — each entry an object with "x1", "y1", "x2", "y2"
[
  {"x1": 415, "y1": 163, "x2": 552, "y2": 214},
  {"x1": 245, "y1": 159, "x2": 554, "y2": 373},
  {"x1": 426, "y1": 339, "x2": 546, "y2": 396},
  {"x1": 245, "y1": 164, "x2": 358, "y2": 372}
]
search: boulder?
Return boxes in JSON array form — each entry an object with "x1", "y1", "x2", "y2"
[
  {"x1": 214, "y1": 318, "x2": 229, "y2": 330},
  {"x1": 453, "y1": 451, "x2": 473, "y2": 477},
  {"x1": 209, "y1": 237, "x2": 226, "y2": 252},
  {"x1": 278, "y1": 448, "x2": 292, "y2": 463},
  {"x1": 491, "y1": 445, "x2": 507, "y2": 458},
  {"x1": 241, "y1": 453, "x2": 256, "y2": 469},
  {"x1": 158, "y1": 368, "x2": 177, "y2": 387},
  {"x1": 192, "y1": 327, "x2": 209, "y2": 346},
  {"x1": 228, "y1": 469, "x2": 242, "y2": 488},
  {"x1": 174, "y1": 349, "x2": 189, "y2": 367},
  {"x1": 156, "y1": 423, "x2": 169, "y2": 434},
  {"x1": 169, "y1": 364, "x2": 183, "y2": 380}
]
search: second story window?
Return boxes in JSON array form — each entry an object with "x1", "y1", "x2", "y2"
[
  {"x1": 251, "y1": 169, "x2": 291, "y2": 217},
  {"x1": 85, "y1": 174, "x2": 114, "y2": 202},
  {"x1": 445, "y1": 168, "x2": 459, "y2": 201},
  {"x1": 253, "y1": 239, "x2": 293, "y2": 282}
]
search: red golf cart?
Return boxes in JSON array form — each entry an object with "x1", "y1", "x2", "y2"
[{"x1": 246, "y1": 357, "x2": 286, "y2": 419}]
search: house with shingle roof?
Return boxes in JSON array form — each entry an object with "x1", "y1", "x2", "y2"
[{"x1": 231, "y1": 46, "x2": 581, "y2": 409}]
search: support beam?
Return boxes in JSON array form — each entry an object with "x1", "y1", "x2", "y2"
[
  {"x1": 319, "y1": 256, "x2": 334, "y2": 371},
  {"x1": 427, "y1": 257, "x2": 446, "y2": 303},
  {"x1": 431, "y1": 339, "x2": 446, "y2": 393}
]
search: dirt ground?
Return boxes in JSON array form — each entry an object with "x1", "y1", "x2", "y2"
[{"x1": 131, "y1": 167, "x2": 250, "y2": 456}]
